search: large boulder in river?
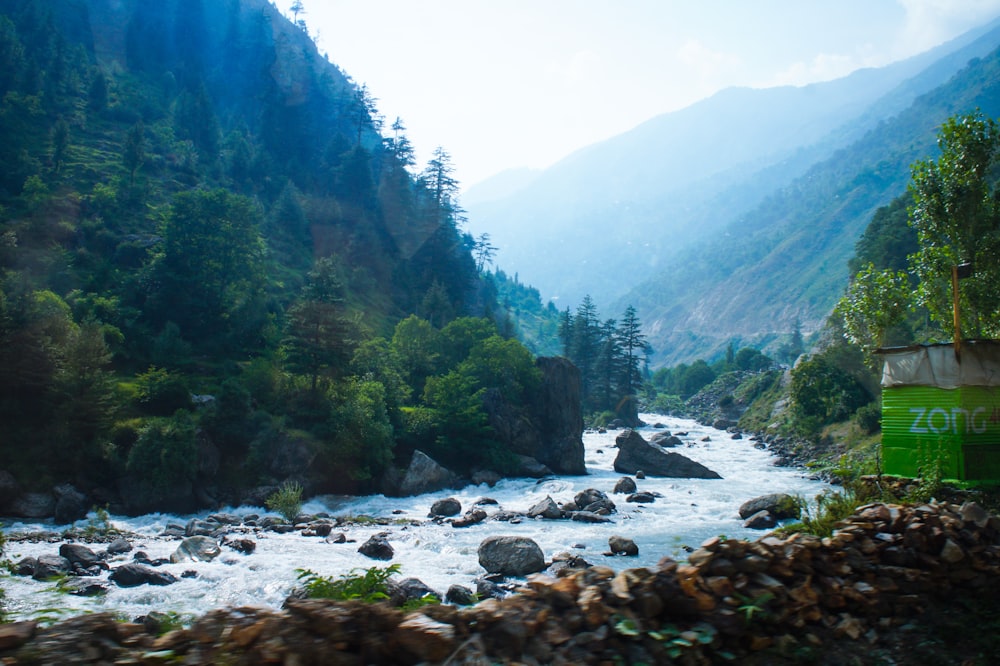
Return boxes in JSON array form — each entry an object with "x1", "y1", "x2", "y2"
[
  {"x1": 395, "y1": 451, "x2": 458, "y2": 497},
  {"x1": 53, "y1": 484, "x2": 88, "y2": 524},
  {"x1": 429, "y1": 497, "x2": 462, "y2": 518},
  {"x1": 738, "y1": 493, "x2": 800, "y2": 520},
  {"x1": 171, "y1": 536, "x2": 222, "y2": 563},
  {"x1": 109, "y1": 564, "x2": 178, "y2": 587},
  {"x1": 478, "y1": 536, "x2": 546, "y2": 576},
  {"x1": 613, "y1": 430, "x2": 722, "y2": 479},
  {"x1": 11, "y1": 491, "x2": 55, "y2": 519},
  {"x1": 481, "y1": 357, "x2": 586, "y2": 476}
]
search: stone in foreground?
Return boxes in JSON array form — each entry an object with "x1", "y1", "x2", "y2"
[{"x1": 478, "y1": 535, "x2": 545, "y2": 576}]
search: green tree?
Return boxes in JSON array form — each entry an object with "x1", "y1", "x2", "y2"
[
  {"x1": 836, "y1": 263, "x2": 912, "y2": 362},
  {"x1": 51, "y1": 117, "x2": 69, "y2": 173},
  {"x1": 150, "y1": 189, "x2": 267, "y2": 354},
  {"x1": 283, "y1": 257, "x2": 357, "y2": 391},
  {"x1": 463, "y1": 334, "x2": 541, "y2": 403},
  {"x1": 324, "y1": 378, "x2": 394, "y2": 487},
  {"x1": 616, "y1": 306, "x2": 646, "y2": 398},
  {"x1": 390, "y1": 315, "x2": 440, "y2": 398},
  {"x1": 126, "y1": 411, "x2": 199, "y2": 492},
  {"x1": 909, "y1": 111, "x2": 1000, "y2": 338},
  {"x1": 122, "y1": 120, "x2": 145, "y2": 187}
]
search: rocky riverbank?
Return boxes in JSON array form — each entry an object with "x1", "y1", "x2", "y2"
[{"x1": 3, "y1": 499, "x2": 1000, "y2": 664}]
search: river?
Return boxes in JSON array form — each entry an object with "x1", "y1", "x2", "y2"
[{"x1": 0, "y1": 415, "x2": 829, "y2": 623}]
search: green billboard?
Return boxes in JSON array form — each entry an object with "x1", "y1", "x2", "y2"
[{"x1": 879, "y1": 342, "x2": 1000, "y2": 484}]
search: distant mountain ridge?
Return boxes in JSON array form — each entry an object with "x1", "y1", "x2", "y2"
[{"x1": 465, "y1": 15, "x2": 1000, "y2": 365}]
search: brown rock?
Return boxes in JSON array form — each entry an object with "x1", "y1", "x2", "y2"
[
  {"x1": 0, "y1": 621, "x2": 37, "y2": 650},
  {"x1": 395, "y1": 614, "x2": 456, "y2": 662}
]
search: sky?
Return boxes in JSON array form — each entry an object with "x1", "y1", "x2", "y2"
[{"x1": 290, "y1": 1, "x2": 1000, "y2": 190}]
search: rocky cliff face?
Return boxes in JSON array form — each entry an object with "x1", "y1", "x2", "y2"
[{"x1": 483, "y1": 356, "x2": 586, "y2": 475}]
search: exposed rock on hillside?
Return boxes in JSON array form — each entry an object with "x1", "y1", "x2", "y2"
[{"x1": 484, "y1": 356, "x2": 586, "y2": 475}]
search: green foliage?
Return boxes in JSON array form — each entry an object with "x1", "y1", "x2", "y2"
[
  {"x1": 613, "y1": 616, "x2": 733, "y2": 662},
  {"x1": 0, "y1": 1, "x2": 498, "y2": 505},
  {"x1": 126, "y1": 411, "x2": 198, "y2": 492},
  {"x1": 148, "y1": 189, "x2": 268, "y2": 356},
  {"x1": 296, "y1": 564, "x2": 401, "y2": 603},
  {"x1": 324, "y1": 378, "x2": 395, "y2": 485},
  {"x1": 836, "y1": 263, "x2": 912, "y2": 361},
  {"x1": 909, "y1": 111, "x2": 1000, "y2": 339},
  {"x1": 790, "y1": 352, "x2": 873, "y2": 431},
  {"x1": 905, "y1": 444, "x2": 947, "y2": 503},
  {"x1": 266, "y1": 481, "x2": 304, "y2": 522},
  {"x1": 134, "y1": 367, "x2": 190, "y2": 416},
  {"x1": 777, "y1": 485, "x2": 869, "y2": 539},
  {"x1": 855, "y1": 401, "x2": 882, "y2": 435}
]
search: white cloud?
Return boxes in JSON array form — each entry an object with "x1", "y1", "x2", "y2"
[
  {"x1": 896, "y1": 0, "x2": 1000, "y2": 56},
  {"x1": 768, "y1": 48, "x2": 881, "y2": 88},
  {"x1": 676, "y1": 38, "x2": 741, "y2": 81}
]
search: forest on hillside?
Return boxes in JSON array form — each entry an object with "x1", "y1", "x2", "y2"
[{"x1": 0, "y1": 0, "x2": 662, "y2": 515}]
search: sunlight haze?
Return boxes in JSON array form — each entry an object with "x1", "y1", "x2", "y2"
[{"x1": 300, "y1": 1, "x2": 1000, "y2": 189}]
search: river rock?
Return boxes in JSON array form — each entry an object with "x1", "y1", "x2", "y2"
[
  {"x1": 390, "y1": 577, "x2": 439, "y2": 605},
  {"x1": 0, "y1": 470, "x2": 20, "y2": 510},
  {"x1": 0, "y1": 621, "x2": 37, "y2": 651},
  {"x1": 571, "y1": 511, "x2": 612, "y2": 524},
  {"x1": 512, "y1": 455, "x2": 553, "y2": 478},
  {"x1": 649, "y1": 432, "x2": 682, "y2": 448},
  {"x1": 738, "y1": 493, "x2": 800, "y2": 520},
  {"x1": 109, "y1": 563, "x2": 179, "y2": 587},
  {"x1": 445, "y1": 584, "x2": 477, "y2": 605},
  {"x1": 478, "y1": 536, "x2": 546, "y2": 576},
  {"x1": 573, "y1": 488, "x2": 616, "y2": 514},
  {"x1": 396, "y1": 451, "x2": 458, "y2": 497},
  {"x1": 429, "y1": 497, "x2": 462, "y2": 517},
  {"x1": 626, "y1": 492, "x2": 657, "y2": 503},
  {"x1": 613, "y1": 429, "x2": 722, "y2": 479},
  {"x1": 171, "y1": 535, "x2": 222, "y2": 563},
  {"x1": 612, "y1": 477, "x2": 637, "y2": 494},
  {"x1": 14, "y1": 557, "x2": 37, "y2": 577},
  {"x1": 608, "y1": 535, "x2": 639, "y2": 556},
  {"x1": 32, "y1": 554, "x2": 71, "y2": 580},
  {"x1": 185, "y1": 518, "x2": 221, "y2": 537},
  {"x1": 223, "y1": 537, "x2": 257, "y2": 554},
  {"x1": 527, "y1": 495, "x2": 563, "y2": 519},
  {"x1": 452, "y1": 508, "x2": 487, "y2": 528},
  {"x1": 395, "y1": 614, "x2": 456, "y2": 663},
  {"x1": 11, "y1": 491, "x2": 55, "y2": 519},
  {"x1": 107, "y1": 537, "x2": 133, "y2": 555},
  {"x1": 59, "y1": 543, "x2": 101, "y2": 568},
  {"x1": 31, "y1": 555, "x2": 73, "y2": 580},
  {"x1": 60, "y1": 579, "x2": 109, "y2": 597},
  {"x1": 358, "y1": 533, "x2": 394, "y2": 560},
  {"x1": 53, "y1": 484, "x2": 88, "y2": 524},
  {"x1": 743, "y1": 510, "x2": 778, "y2": 529}
]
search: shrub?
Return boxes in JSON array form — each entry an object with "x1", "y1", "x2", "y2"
[
  {"x1": 266, "y1": 481, "x2": 304, "y2": 521},
  {"x1": 296, "y1": 564, "x2": 401, "y2": 603},
  {"x1": 126, "y1": 411, "x2": 198, "y2": 491},
  {"x1": 855, "y1": 401, "x2": 881, "y2": 434}
]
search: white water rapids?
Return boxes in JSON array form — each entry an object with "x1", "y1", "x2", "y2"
[{"x1": 1, "y1": 415, "x2": 830, "y2": 622}]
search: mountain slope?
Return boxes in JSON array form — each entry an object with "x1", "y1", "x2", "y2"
[
  {"x1": 628, "y1": 45, "x2": 1000, "y2": 366},
  {"x1": 465, "y1": 17, "x2": 1000, "y2": 312}
]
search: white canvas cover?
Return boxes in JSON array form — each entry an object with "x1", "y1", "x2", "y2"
[{"x1": 879, "y1": 342, "x2": 1000, "y2": 388}]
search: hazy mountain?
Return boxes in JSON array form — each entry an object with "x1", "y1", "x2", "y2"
[
  {"x1": 627, "y1": 42, "x2": 1000, "y2": 366},
  {"x1": 466, "y1": 21, "x2": 998, "y2": 291}
]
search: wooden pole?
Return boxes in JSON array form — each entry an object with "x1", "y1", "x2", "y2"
[{"x1": 952, "y1": 264, "x2": 962, "y2": 361}]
